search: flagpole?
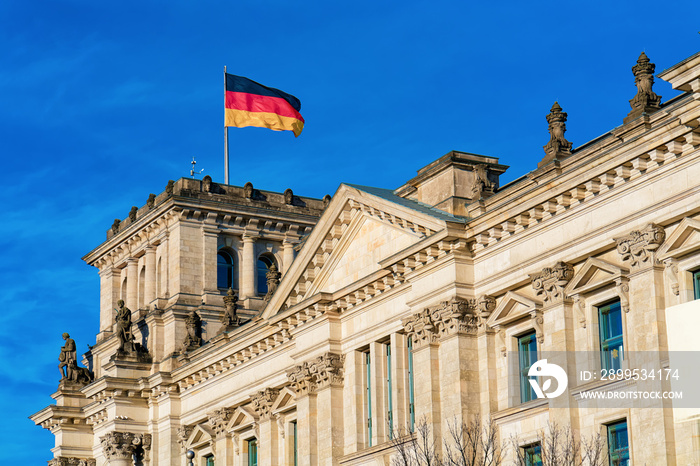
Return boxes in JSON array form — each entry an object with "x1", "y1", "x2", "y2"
[{"x1": 224, "y1": 66, "x2": 230, "y2": 185}]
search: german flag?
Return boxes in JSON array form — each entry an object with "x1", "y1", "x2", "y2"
[{"x1": 225, "y1": 74, "x2": 304, "y2": 137}]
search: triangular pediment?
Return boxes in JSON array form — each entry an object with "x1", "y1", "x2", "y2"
[
  {"x1": 271, "y1": 386, "x2": 296, "y2": 414},
  {"x1": 564, "y1": 257, "x2": 629, "y2": 296},
  {"x1": 186, "y1": 424, "x2": 214, "y2": 449},
  {"x1": 487, "y1": 291, "x2": 542, "y2": 327},
  {"x1": 262, "y1": 184, "x2": 459, "y2": 319},
  {"x1": 658, "y1": 217, "x2": 700, "y2": 260},
  {"x1": 226, "y1": 406, "x2": 257, "y2": 432}
]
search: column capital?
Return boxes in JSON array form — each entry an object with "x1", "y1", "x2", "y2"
[
  {"x1": 251, "y1": 388, "x2": 280, "y2": 421},
  {"x1": 100, "y1": 432, "x2": 151, "y2": 462},
  {"x1": 48, "y1": 458, "x2": 96, "y2": 466},
  {"x1": 402, "y1": 308, "x2": 439, "y2": 349},
  {"x1": 614, "y1": 222, "x2": 665, "y2": 270},
  {"x1": 287, "y1": 351, "x2": 345, "y2": 396},
  {"x1": 207, "y1": 407, "x2": 233, "y2": 439},
  {"x1": 529, "y1": 261, "x2": 574, "y2": 304},
  {"x1": 144, "y1": 244, "x2": 157, "y2": 253},
  {"x1": 242, "y1": 234, "x2": 259, "y2": 243}
]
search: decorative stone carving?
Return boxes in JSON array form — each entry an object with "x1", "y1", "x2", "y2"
[
  {"x1": 244, "y1": 182, "x2": 254, "y2": 199},
  {"x1": 146, "y1": 193, "x2": 156, "y2": 209},
  {"x1": 284, "y1": 188, "x2": 294, "y2": 205},
  {"x1": 111, "y1": 219, "x2": 121, "y2": 234},
  {"x1": 615, "y1": 223, "x2": 665, "y2": 268},
  {"x1": 401, "y1": 308, "x2": 439, "y2": 349},
  {"x1": 276, "y1": 413, "x2": 286, "y2": 439},
  {"x1": 48, "y1": 457, "x2": 96, "y2": 466},
  {"x1": 572, "y1": 295, "x2": 587, "y2": 328},
  {"x1": 477, "y1": 294, "x2": 496, "y2": 318},
  {"x1": 219, "y1": 288, "x2": 241, "y2": 333},
  {"x1": 663, "y1": 258, "x2": 680, "y2": 296},
  {"x1": 264, "y1": 264, "x2": 281, "y2": 302},
  {"x1": 202, "y1": 175, "x2": 213, "y2": 193},
  {"x1": 472, "y1": 165, "x2": 495, "y2": 200},
  {"x1": 251, "y1": 388, "x2": 280, "y2": 420},
  {"x1": 176, "y1": 426, "x2": 193, "y2": 451},
  {"x1": 128, "y1": 206, "x2": 138, "y2": 222},
  {"x1": 615, "y1": 278, "x2": 630, "y2": 313},
  {"x1": 183, "y1": 310, "x2": 202, "y2": 352},
  {"x1": 287, "y1": 352, "x2": 345, "y2": 395},
  {"x1": 431, "y1": 298, "x2": 479, "y2": 337},
  {"x1": 625, "y1": 52, "x2": 662, "y2": 124},
  {"x1": 100, "y1": 432, "x2": 151, "y2": 462},
  {"x1": 539, "y1": 102, "x2": 573, "y2": 168},
  {"x1": 530, "y1": 311, "x2": 544, "y2": 344},
  {"x1": 207, "y1": 408, "x2": 233, "y2": 438},
  {"x1": 323, "y1": 194, "x2": 332, "y2": 208},
  {"x1": 309, "y1": 352, "x2": 345, "y2": 389},
  {"x1": 165, "y1": 180, "x2": 174, "y2": 195},
  {"x1": 530, "y1": 262, "x2": 574, "y2": 303}
]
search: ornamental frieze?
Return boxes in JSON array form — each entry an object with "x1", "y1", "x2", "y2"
[
  {"x1": 402, "y1": 308, "x2": 439, "y2": 348},
  {"x1": 48, "y1": 458, "x2": 96, "y2": 466},
  {"x1": 431, "y1": 298, "x2": 479, "y2": 337},
  {"x1": 176, "y1": 426, "x2": 193, "y2": 451},
  {"x1": 530, "y1": 262, "x2": 574, "y2": 303},
  {"x1": 100, "y1": 432, "x2": 151, "y2": 462},
  {"x1": 615, "y1": 223, "x2": 665, "y2": 268},
  {"x1": 251, "y1": 388, "x2": 280, "y2": 420}
]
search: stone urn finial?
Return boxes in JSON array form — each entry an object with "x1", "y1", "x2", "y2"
[
  {"x1": 625, "y1": 52, "x2": 661, "y2": 124},
  {"x1": 538, "y1": 101, "x2": 573, "y2": 168}
]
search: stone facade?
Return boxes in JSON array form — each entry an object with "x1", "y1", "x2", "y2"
[{"x1": 32, "y1": 51, "x2": 700, "y2": 465}]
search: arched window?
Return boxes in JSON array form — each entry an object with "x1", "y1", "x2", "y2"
[
  {"x1": 217, "y1": 250, "x2": 237, "y2": 289},
  {"x1": 257, "y1": 253, "x2": 277, "y2": 295}
]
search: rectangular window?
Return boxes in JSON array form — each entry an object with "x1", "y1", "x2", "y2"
[
  {"x1": 607, "y1": 420, "x2": 630, "y2": 466},
  {"x1": 599, "y1": 300, "x2": 624, "y2": 371},
  {"x1": 247, "y1": 439, "x2": 258, "y2": 466},
  {"x1": 522, "y1": 443, "x2": 542, "y2": 466},
  {"x1": 205, "y1": 455, "x2": 215, "y2": 466},
  {"x1": 407, "y1": 337, "x2": 415, "y2": 432},
  {"x1": 693, "y1": 269, "x2": 700, "y2": 300},
  {"x1": 292, "y1": 421, "x2": 297, "y2": 466},
  {"x1": 365, "y1": 351, "x2": 372, "y2": 447},
  {"x1": 518, "y1": 331, "x2": 538, "y2": 403},
  {"x1": 385, "y1": 343, "x2": 393, "y2": 436}
]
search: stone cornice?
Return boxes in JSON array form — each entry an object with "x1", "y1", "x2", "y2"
[{"x1": 464, "y1": 96, "x2": 700, "y2": 254}]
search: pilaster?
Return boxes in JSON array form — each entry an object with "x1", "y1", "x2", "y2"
[
  {"x1": 99, "y1": 266, "x2": 120, "y2": 334},
  {"x1": 144, "y1": 245, "x2": 156, "y2": 309},
  {"x1": 241, "y1": 235, "x2": 258, "y2": 300},
  {"x1": 282, "y1": 239, "x2": 296, "y2": 276},
  {"x1": 251, "y1": 388, "x2": 280, "y2": 466},
  {"x1": 202, "y1": 226, "x2": 220, "y2": 302},
  {"x1": 125, "y1": 258, "x2": 139, "y2": 312},
  {"x1": 207, "y1": 408, "x2": 234, "y2": 466}
]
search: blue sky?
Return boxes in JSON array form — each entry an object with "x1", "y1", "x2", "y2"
[{"x1": 0, "y1": 0, "x2": 697, "y2": 460}]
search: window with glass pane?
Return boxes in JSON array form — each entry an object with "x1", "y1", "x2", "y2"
[
  {"x1": 217, "y1": 250, "x2": 235, "y2": 289},
  {"x1": 518, "y1": 332, "x2": 538, "y2": 403},
  {"x1": 407, "y1": 337, "x2": 415, "y2": 432},
  {"x1": 385, "y1": 343, "x2": 393, "y2": 436},
  {"x1": 205, "y1": 455, "x2": 215, "y2": 466},
  {"x1": 607, "y1": 420, "x2": 630, "y2": 466},
  {"x1": 247, "y1": 439, "x2": 258, "y2": 466},
  {"x1": 522, "y1": 443, "x2": 542, "y2": 466},
  {"x1": 599, "y1": 300, "x2": 624, "y2": 371},
  {"x1": 693, "y1": 269, "x2": 700, "y2": 300},
  {"x1": 257, "y1": 255, "x2": 276, "y2": 295},
  {"x1": 365, "y1": 351, "x2": 372, "y2": 446}
]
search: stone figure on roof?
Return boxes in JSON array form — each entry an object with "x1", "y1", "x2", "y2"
[
  {"x1": 58, "y1": 332, "x2": 76, "y2": 380},
  {"x1": 115, "y1": 300, "x2": 134, "y2": 353}
]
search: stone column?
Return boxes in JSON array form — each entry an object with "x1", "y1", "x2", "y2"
[
  {"x1": 282, "y1": 240, "x2": 296, "y2": 275},
  {"x1": 144, "y1": 245, "x2": 157, "y2": 309},
  {"x1": 251, "y1": 388, "x2": 280, "y2": 466},
  {"x1": 615, "y1": 223, "x2": 675, "y2": 466},
  {"x1": 99, "y1": 266, "x2": 121, "y2": 333},
  {"x1": 313, "y1": 353, "x2": 345, "y2": 465},
  {"x1": 160, "y1": 231, "x2": 170, "y2": 299},
  {"x1": 241, "y1": 235, "x2": 258, "y2": 299},
  {"x1": 202, "y1": 226, "x2": 220, "y2": 301},
  {"x1": 402, "y1": 309, "x2": 441, "y2": 447},
  {"x1": 126, "y1": 258, "x2": 139, "y2": 312},
  {"x1": 100, "y1": 432, "x2": 151, "y2": 466},
  {"x1": 432, "y1": 298, "x2": 483, "y2": 428},
  {"x1": 207, "y1": 408, "x2": 234, "y2": 466}
]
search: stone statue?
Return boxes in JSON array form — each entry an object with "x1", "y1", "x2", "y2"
[
  {"x1": 146, "y1": 193, "x2": 156, "y2": 209},
  {"x1": 111, "y1": 219, "x2": 121, "y2": 234},
  {"x1": 323, "y1": 194, "x2": 332, "y2": 208},
  {"x1": 202, "y1": 175, "x2": 212, "y2": 193},
  {"x1": 264, "y1": 264, "x2": 282, "y2": 302},
  {"x1": 58, "y1": 333, "x2": 76, "y2": 380},
  {"x1": 128, "y1": 206, "x2": 138, "y2": 222},
  {"x1": 115, "y1": 300, "x2": 135, "y2": 353},
  {"x1": 284, "y1": 188, "x2": 294, "y2": 205},
  {"x1": 244, "y1": 182, "x2": 254, "y2": 199},
  {"x1": 165, "y1": 180, "x2": 174, "y2": 195},
  {"x1": 183, "y1": 310, "x2": 203, "y2": 351},
  {"x1": 221, "y1": 288, "x2": 240, "y2": 330},
  {"x1": 471, "y1": 164, "x2": 495, "y2": 200}
]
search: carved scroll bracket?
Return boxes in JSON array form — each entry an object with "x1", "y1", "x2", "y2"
[{"x1": 663, "y1": 258, "x2": 680, "y2": 296}]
